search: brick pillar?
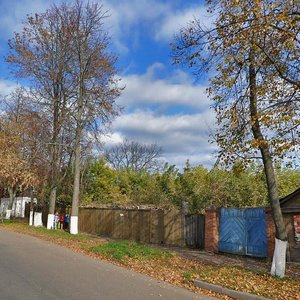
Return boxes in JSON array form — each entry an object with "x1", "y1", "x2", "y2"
[
  {"x1": 205, "y1": 208, "x2": 219, "y2": 253},
  {"x1": 266, "y1": 208, "x2": 275, "y2": 258}
]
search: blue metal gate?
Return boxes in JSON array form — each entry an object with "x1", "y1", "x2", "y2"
[{"x1": 219, "y1": 208, "x2": 267, "y2": 257}]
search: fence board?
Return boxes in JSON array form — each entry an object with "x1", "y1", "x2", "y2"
[
  {"x1": 139, "y1": 210, "x2": 151, "y2": 243},
  {"x1": 164, "y1": 210, "x2": 183, "y2": 246},
  {"x1": 150, "y1": 209, "x2": 164, "y2": 244},
  {"x1": 185, "y1": 214, "x2": 205, "y2": 249}
]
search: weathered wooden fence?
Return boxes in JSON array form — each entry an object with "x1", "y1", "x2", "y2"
[
  {"x1": 37, "y1": 206, "x2": 205, "y2": 248},
  {"x1": 78, "y1": 207, "x2": 186, "y2": 246}
]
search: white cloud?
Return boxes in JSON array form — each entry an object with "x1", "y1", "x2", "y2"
[
  {"x1": 119, "y1": 63, "x2": 209, "y2": 109},
  {"x1": 103, "y1": 0, "x2": 168, "y2": 27},
  {"x1": 0, "y1": 80, "x2": 20, "y2": 112},
  {"x1": 155, "y1": 5, "x2": 214, "y2": 42},
  {"x1": 101, "y1": 132, "x2": 124, "y2": 147},
  {"x1": 0, "y1": 0, "x2": 50, "y2": 39},
  {"x1": 0, "y1": 80, "x2": 19, "y2": 95},
  {"x1": 101, "y1": 1, "x2": 214, "y2": 52},
  {"x1": 109, "y1": 110, "x2": 217, "y2": 168},
  {"x1": 102, "y1": 0, "x2": 169, "y2": 53}
]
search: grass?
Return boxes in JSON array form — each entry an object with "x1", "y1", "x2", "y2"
[
  {"x1": 32, "y1": 226, "x2": 89, "y2": 241},
  {"x1": 1, "y1": 219, "x2": 16, "y2": 224},
  {"x1": 0, "y1": 219, "x2": 89, "y2": 242},
  {"x1": 182, "y1": 271, "x2": 193, "y2": 283},
  {"x1": 90, "y1": 240, "x2": 172, "y2": 260}
]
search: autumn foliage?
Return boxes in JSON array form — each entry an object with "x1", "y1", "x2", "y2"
[{"x1": 0, "y1": 116, "x2": 39, "y2": 207}]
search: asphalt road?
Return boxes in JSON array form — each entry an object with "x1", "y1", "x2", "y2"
[{"x1": 0, "y1": 229, "x2": 218, "y2": 300}]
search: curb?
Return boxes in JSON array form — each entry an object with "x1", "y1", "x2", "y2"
[{"x1": 194, "y1": 280, "x2": 270, "y2": 300}]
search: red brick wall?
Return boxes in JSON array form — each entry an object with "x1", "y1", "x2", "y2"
[
  {"x1": 266, "y1": 208, "x2": 276, "y2": 258},
  {"x1": 205, "y1": 208, "x2": 219, "y2": 253}
]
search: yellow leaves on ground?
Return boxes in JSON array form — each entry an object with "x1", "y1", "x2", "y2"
[{"x1": 197, "y1": 265, "x2": 300, "y2": 299}]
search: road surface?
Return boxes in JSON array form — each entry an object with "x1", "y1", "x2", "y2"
[{"x1": 0, "y1": 229, "x2": 218, "y2": 300}]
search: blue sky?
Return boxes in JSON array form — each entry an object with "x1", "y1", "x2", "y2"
[{"x1": 0, "y1": 0, "x2": 217, "y2": 169}]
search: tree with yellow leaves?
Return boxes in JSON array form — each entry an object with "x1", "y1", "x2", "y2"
[
  {"x1": 0, "y1": 118, "x2": 39, "y2": 218},
  {"x1": 172, "y1": 0, "x2": 300, "y2": 277}
]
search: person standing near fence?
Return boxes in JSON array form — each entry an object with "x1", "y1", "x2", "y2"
[
  {"x1": 59, "y1": 214, "x2": 64, "y2": 230},
  {"x1": 53, "y1": 212, "x2": 59, "y2": 230},
  {"x1": 64, "y1": 214, "x2": 70, "y2": 231}
]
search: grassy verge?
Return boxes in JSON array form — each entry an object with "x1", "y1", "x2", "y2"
[
  {"x1": 1, "y1": 220, "x2": 300, "y2": 300},
  {"x1": 1, "y1": 220, "x2": 88, "y2": 241},
  {"x1": 90, "y1": 240, "x2": 172, "y2": 260}
]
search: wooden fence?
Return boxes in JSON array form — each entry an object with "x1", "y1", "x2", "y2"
[
  {"x1": 185, "y1": 214, "x2": 205, "y2": 248},
  {"x1": 78, "y1": 207, "x2": 185, "y2": 246},
  {"x1": 35, "y1": 205, "x2": 204, "y2": 248}
]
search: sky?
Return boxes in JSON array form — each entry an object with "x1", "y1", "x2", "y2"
[{"x1": 0, "y1": 0, "x2": 218, "y2": 169}]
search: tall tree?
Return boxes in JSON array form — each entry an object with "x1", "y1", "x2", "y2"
[
  {"x1": 6, "y1": 5, "x2": 74, "y2": 229},
  {"x1": 59, "y1": 1, "x2": 122, "y2": 234},
  {"x1": 6, "y1": 1, "x2": 121, "y2": 233},
  {"x1": 172, "y1": 0, "x2": 300, "y2": 277}
]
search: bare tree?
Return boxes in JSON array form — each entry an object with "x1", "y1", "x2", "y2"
[{"x1": 105, "y1": 140, "x2": 163, "y2": 172}]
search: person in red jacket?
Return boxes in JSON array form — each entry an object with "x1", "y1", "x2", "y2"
[{"x1": 59, "y1": 214, "x2": 64, "y2": 230}]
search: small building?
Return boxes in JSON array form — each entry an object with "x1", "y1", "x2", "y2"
[
  {"x1": 280, "y1": 188, "x2": 300, "y2": 262},
  {"x1": 0, "y1": 197, "x2": 36, "y2": 218}
]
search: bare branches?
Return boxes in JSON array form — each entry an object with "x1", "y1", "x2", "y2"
[{"x1": 105, "y1": 140, "x2": 163, "y2": 172}]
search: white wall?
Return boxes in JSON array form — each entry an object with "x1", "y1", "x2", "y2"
[{"x1": 0, "y1": 197, "x2": 37, "y2": 218}]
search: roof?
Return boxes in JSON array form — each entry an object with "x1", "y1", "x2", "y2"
[{"x1": 279, "y1": 188, "x2": 300, "y2": 213}]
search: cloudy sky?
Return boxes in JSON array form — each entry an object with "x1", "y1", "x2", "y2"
[{"x1": 0, "y1": 0, "x2": 218, "y2": 169}]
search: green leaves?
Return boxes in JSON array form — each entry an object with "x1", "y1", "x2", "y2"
[{"x1": 78, "y1": 157, "x2": 300, "y2": 210}]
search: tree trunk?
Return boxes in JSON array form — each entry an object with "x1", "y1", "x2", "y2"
[
  {"x1": 6, "y1": 187, "x2": 16, "y2": 219},
  {"x1": 70, "y1": 64, "x2": 84, "y2": 234},
  {"x1": 47, "y1": 186, "x2": 57, "y2": 229},
  {"x1": 47, "y1": 103, "x2": 60, "y2": 230},
  {"x1": 249, "y1": 50, "x2": 287, "y2": 277},
  {"x1": 70, "y1": 123, "x2": 81, "y2": 235},
  {"x1": 29, "y1": 187, "x2": 34, "y2": 226}
]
